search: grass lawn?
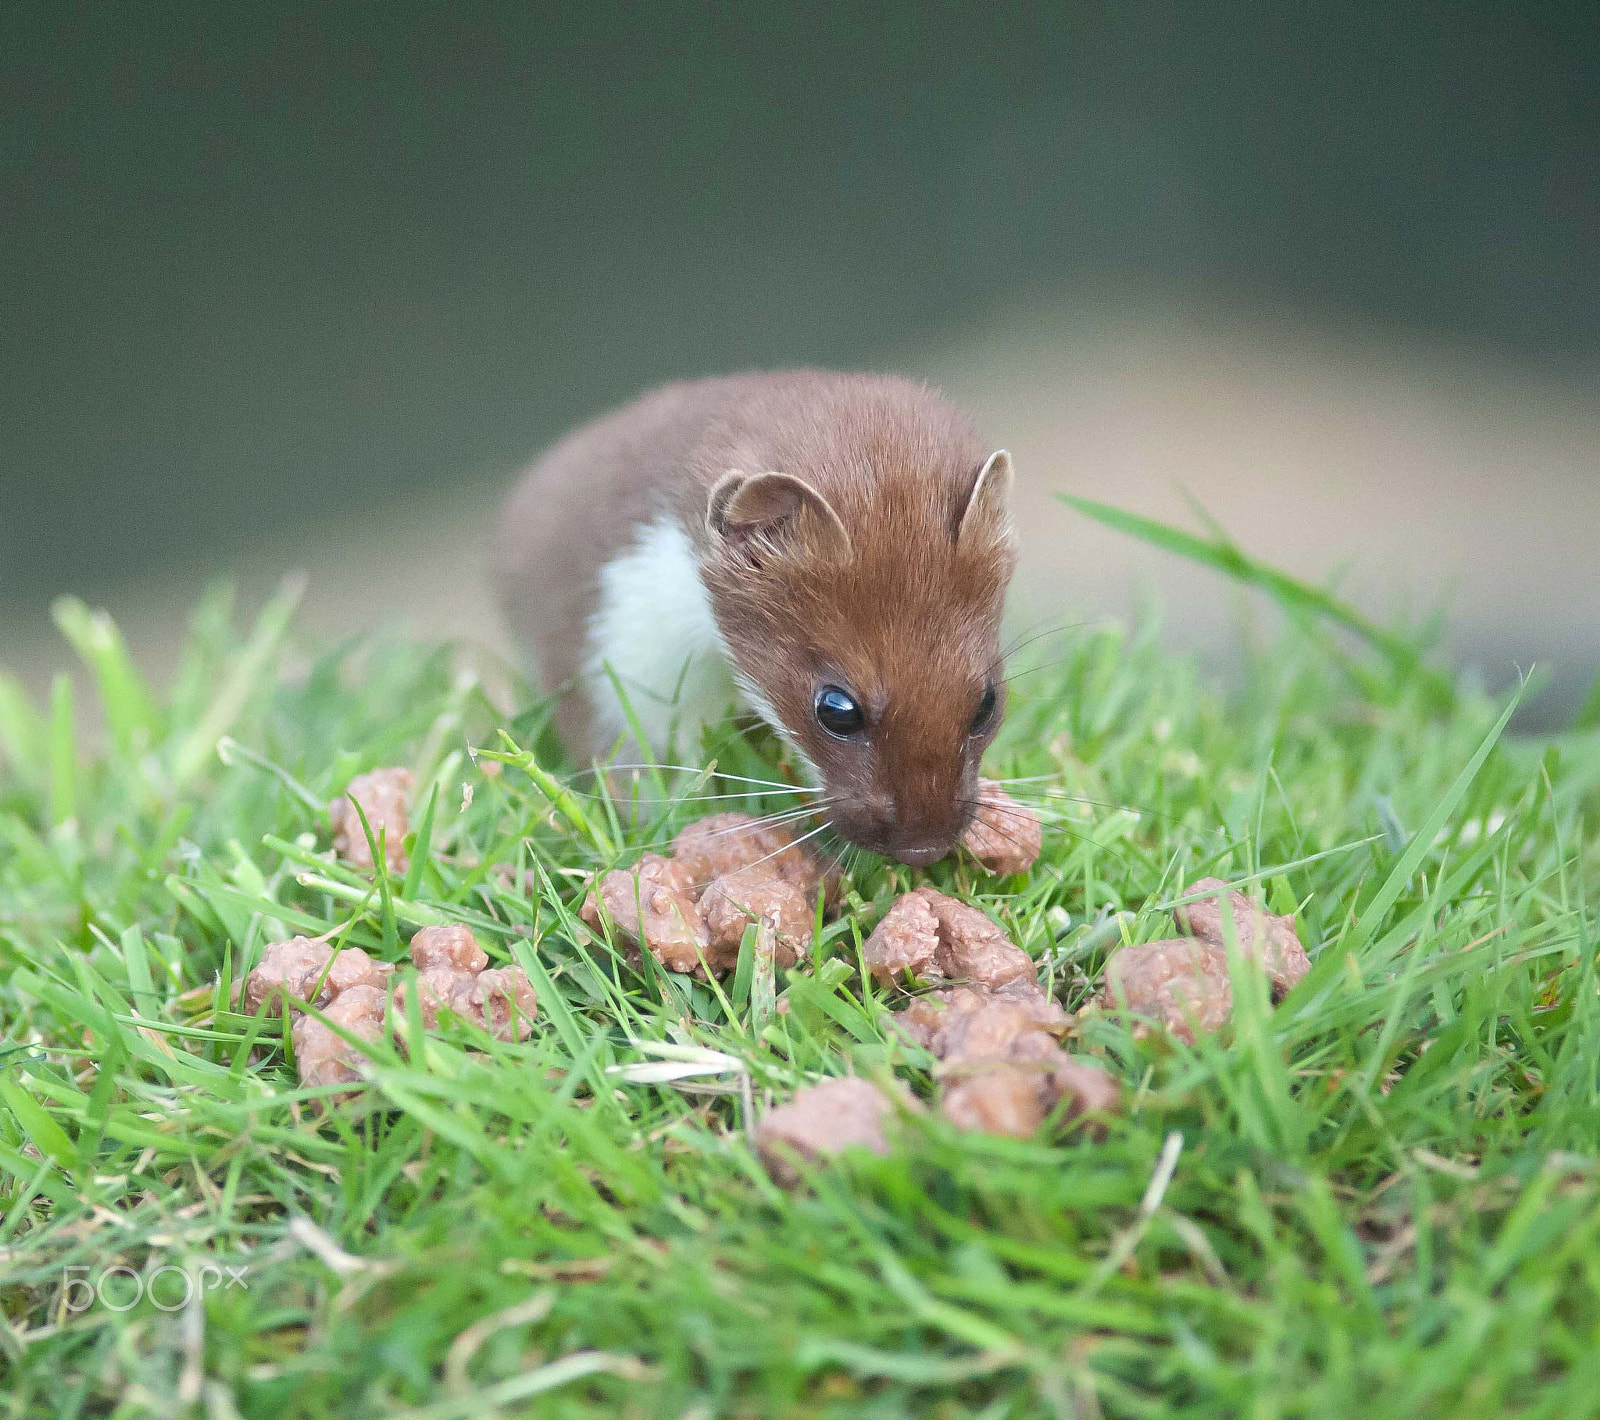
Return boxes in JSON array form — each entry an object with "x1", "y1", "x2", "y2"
[{"x1": 2, "y1": 538, "x2": 1599, "y2": 1418}]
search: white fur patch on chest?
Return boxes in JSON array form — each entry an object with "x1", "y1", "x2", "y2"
[{"x1": 584, "y1": 515, "x2": 739, "y2": 754}]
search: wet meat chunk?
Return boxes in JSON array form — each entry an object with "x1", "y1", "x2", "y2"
[
  {"x1": 753, "y1": 1077, "x2": 905, "y2": 1184},
  {"x1": 409, "y1": 922, "x2": 489, "y2": 974},
  {"x1": 329, "y1": 767, "x2": 413, "y2": 873},
  {"x1": 940, "y1": 1048, "x2": 1120, "y2": 1138},
  {"x1": 463, "y1": 966, "x2": 540, "y2": 1041},
  {"x1": 961, "y1": 778, "x2": 1042, "y2": 875},
  {"x1": 391, "y1": 924, "x2": 538, "y2": 1040},
  {"x1": 1174, "y1": 878, "x2": 1311, "y2": 997},
  {"x1": 245, "y1": 919, "x2": 538, "y2": 1105},
  {"x1": 580, "y1": 854, "x2": 710, "y2": 975},
  {"x1": 1100, "y1": 937, "x2": 1233, "y2": 1044},
  {"x1": 240, "y1": 937, "x2": 392, "y2": 1016},
  {"x1": 864, "y1": 888, "x2": 1035, "y2": 991},
  {"x1": 889, "y1": 963, "x2": 1118, "y2": 1138},
  {"x1": 700, "y1": 865, "x2": 813, "y2": 972},
  {"x1": 671, "y1": 813, "x2": 808, "y2": 885},
  {"x1": 1098, "y1": 881, "x2": 1311, "y2": 1043},
  {"x1": 670, "y1": 813, "x2": 835, "y2": 904},
  {"x1": 391, "y1": 967, "x2": 479, "y2": 1031},
  {"x1": 915, "y1": 888, "x2": 1035, "y2": 989},
  {"x1": 863, "y1": 891, "x2": 942, "y2": 984},
  {"x1": 921, "y1": 985, "x2": 1068, "y2": 1061},
  {"x1": 940, "y1": 1063, "x2": 1053, "y2": 1137},
  {"x1": 291, "y1": 984, "x2": 389, "y2": 1093}
]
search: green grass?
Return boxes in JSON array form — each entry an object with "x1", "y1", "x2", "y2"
[{"x1": 2, "y1": 559, "x2": 1599, "y2": 1419}]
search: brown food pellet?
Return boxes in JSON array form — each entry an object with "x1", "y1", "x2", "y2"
[
  {"x1": 940, "y1": 1050, "x2": 1120, "y2": 1138},
  {"x1": 463, "y1": 966, "x2": 540, "y2": 1041},
  {"x1": 410, "y1": 922, "x2": 489, "y2": 974},
  {"x1": 580, "y1": 853, "x2": 711, "y2": 975},
  {"x1": 322, "y1": 947, "x2": 393, "y2": 999},
  {"x1": 1043, "y1": 1052, "x2": 1123, "y2": 1119},
  {"x1": 915, "y1": 887, "x2": 1035, "y2": 990},
  {"x1": 1174, "y1": 878, "x2": 1311, "y2": 997},
  {"x1": 864, "y1": 888, "x2": 1034, "y2": 991},
  {"x1": 699, "y1": 865, "x2": 812, "y2": 972},
  {"x1": 1100, "y1": 937, "x2": 1233, "y2": 1044},
  {"x1": 386, "y1": 924, "x2": 538, "y2": 1040},
  {"x1": 240, "y1": 936, "x2": 332, "y2": 1015},
  {"x1": 246, "y1": 917, "x2": 538, "y2": 1104},
  {"x1": 940, "y1": 1063, "x2": 1051, "y2": 1136},
  {"x1": 753, "y1": 1077, "x2": 906, "y2": 1184},
  {"x1": 921, "y1": 986, "x2": 1067, "y2": 1061},
  {"x1": 329, "y1": 767, "x2": 414, "y2": 873},
  {"x1": 863, "y1": 891, "x2": 942, "y2": 985},
  {"x1": 670, "y1": 813, "x2": 834, "y2": 905},
  {"x1": 392, "y1": 967, "x2": 478, "y2": 1031},
  {"x1": 889, "y1": 965, "x2": 1118, "y2": 1138},
  {"x1": 291, "y1": 984, "x2": 389, "y2": 1093},
  {"x1": 962, "y1": 778, "x2": 1043, "y2": 876},
  {"x1": 240, "y1": 937, "x2": 392, "y2": 1016},
  {"x1": 1098, "y1": 881, "x2": 1311, "y2": 1044},
  {"x1": 892, "y1": 993, "x2": 949, "y2": 1050},
  {"x1": 572, "y1": 809, "x2": 846, "y2": 980}
]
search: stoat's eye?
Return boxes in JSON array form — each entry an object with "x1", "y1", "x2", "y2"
[
  {"x1": 970, "y1": 682, "x2": 1000, "y2": 736},
  {"x1": 814, "y1": 684, "x2": 865, "y2": 738}
]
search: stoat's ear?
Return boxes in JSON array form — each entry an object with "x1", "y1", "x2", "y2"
[
  {"x1": 707, "y1": 470, "x2": 852, "y2": 561},
  {"x1": 955, "y1": 449, "x2": 1015, "y2": 551}
]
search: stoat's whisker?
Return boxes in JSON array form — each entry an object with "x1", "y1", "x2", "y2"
[
  {"x1": 988, "y1": 775, "x2": 1154, "y2": 808},
  {"x1": 682, "y1": 819, "x2": 835, "y2": 892},
  {"x1": 610, "y1": 800, "x2": 835, "y2": 862},
  {"x1": 959, "y1": 797, "x2": 1140, "y2": 872},
  {"x1": 959, "y1": 809, "x2": 1035, "y2": 854},
  {"x1": 978, "y1": 801, "x2": 1132, "y2": 828},
  {"x1": 698, "y1": 803, "x2": 832, "y2": 841},
  {"x1": 992, "y1": 786, "x2": 1163, "y2": 822},
  {"x1": 572, "y1": 763, "x2": 822, "y2": 793},
  {"x1": 821, "y1": 837, "x2": 852, "y2": 884},
  {"x1": 562, "y1": 785, "x2": 823, "y2": 807},
  {"x1": 990, "y1": 788, "x2": 1149, "y2": 815},
  {"x1": 997, "y1": 617, "x2": 1089, "y2": 665},
  {"x1": 958, "y1": 798, "x2": 1078, "y2": 885},
  {"x1": 999, "y1": 655, "x2": 1079, "y2": 688}
]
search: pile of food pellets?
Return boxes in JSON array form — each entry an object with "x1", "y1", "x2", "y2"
[
  {"x1": 236, "y1": 768, "x2": 537, "y2": 1102},
  {"x1": 243, "y1": 766, "x2": 1310, "y2": 1176},
  {"x1": 579, "y1": 812, "x2": 837, "y2": 977},
  {"x1": 1098, "y1": 879, "x2": 1312, "y2": 1042},
  {"x1": 240, "y1": 924, "x2": 537, "y2": 1098},
  {"x1": 750, "y1": 874, "x2": 1310, "y2": 1176},
  {"x1": 577, "y1": 777, "x2": 1040, "y2": 980}
]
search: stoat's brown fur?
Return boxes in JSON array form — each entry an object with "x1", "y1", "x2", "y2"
[{"x1": 492, "y1": 370, "x2": 1016, "y2": 864}]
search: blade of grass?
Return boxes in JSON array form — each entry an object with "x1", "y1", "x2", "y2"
[
  {"x1": 51, "y1": 597, "x2": 156, "y2": 758},
  {"x1": 487, "y1": 733, "x2": 616, "y2": 857},
  {"x1": 171, "y1": 573, "x2": 304, "y2": 785},
  {"x1": 48, "y1": 673, "x2": 74, "y2": 826},
  {"x1": 1057, "y1": 494, "x2": 1454, "y2": 703},
  {"x1": 402, "y1": 782, "x2": 441, "y2": 900},
  {"x1": 119, "y1": 924, "x2": 160, "y2": 1019},
  {"x1": 1343, "y1": 687, "x2": 1522, "y2": 955},
  {"x1": 0, "y1": 672, "x2": 44, "y2": 790},
  {"x1": 0, "y1": 1076, "x2": 76, "y2": 1172}
]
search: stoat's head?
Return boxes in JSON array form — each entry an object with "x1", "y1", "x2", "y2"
[{"x1": 699, "y1": 432, "x2": 1016, "y2": 866}]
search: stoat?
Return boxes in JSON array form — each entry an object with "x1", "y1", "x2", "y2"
[{"x1": 492, "y1": 370, "x2": 1016, "y2": 866}]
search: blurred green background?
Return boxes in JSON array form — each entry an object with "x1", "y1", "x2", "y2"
[{"x1": 4, "y1": 3, "x2": 1597, "y2": 719}]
